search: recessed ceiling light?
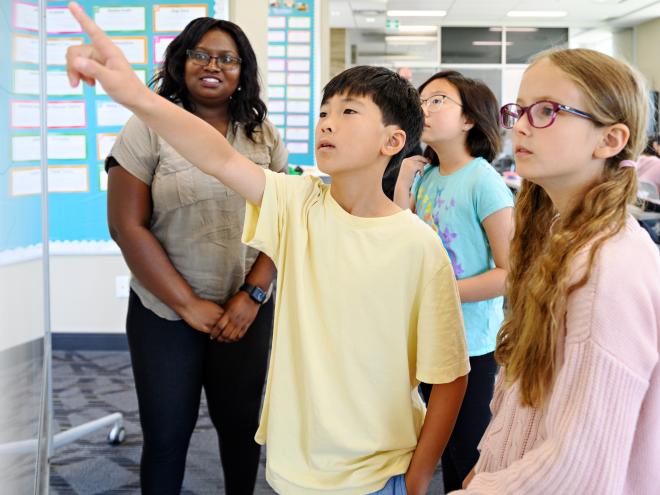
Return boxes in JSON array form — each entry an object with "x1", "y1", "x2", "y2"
[
  {"x1": 472, "y1": 41, "x2": 513, "y2": 46},
  {"x1": 397, "y1": 25, "x2": 438, "y2": 33},
  {"x1": 331, "y1": 10, "x2": 341, "y2": 16},
  {"x1": 385, "y1": 35, "x2": 437, "y2": 43},
  {"x1": 384, "y1": 41, "x2": 430, "y2": 46},
  {"x1": 507, "y1": 10, "x2": 567, "y2": 18},
  {"x1": 489, "y1": 27, "x2": 539, "y2": 32},
  {"x1": 364, "y1": 17, "x2": 376, "y2": 23},
  {"x1": 387, "y1": 10, "x2": 447, "y2": 17}
]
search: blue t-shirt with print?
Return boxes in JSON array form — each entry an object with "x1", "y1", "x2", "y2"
[{"x1": 412, "y1": 157, "x2": 514, "y2": 356}]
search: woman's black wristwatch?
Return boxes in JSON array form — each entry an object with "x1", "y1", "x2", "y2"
[{"x1": 239, "y1": 283, "x2": 267, "y2": 304}]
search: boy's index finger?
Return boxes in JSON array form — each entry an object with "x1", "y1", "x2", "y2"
[{"x1": 67, "y1": 2, "x2": 112, "y2": 53}]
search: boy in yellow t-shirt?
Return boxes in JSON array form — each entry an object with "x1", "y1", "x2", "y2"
[{"x1": 65, "y1": 5, "x2": 470, "y2": 494}]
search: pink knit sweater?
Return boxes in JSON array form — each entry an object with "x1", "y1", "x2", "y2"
[{"x1": 454, "y1": 216, "x2": 660, "y2": 495}]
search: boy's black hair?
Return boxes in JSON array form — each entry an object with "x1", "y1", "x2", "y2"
[
  {"x1": 419, "y1": 70, "x2": 501, "y2": 163},
  {"x1": 321, "y1": 66, "x2": 424, "y2": 171},
  {"x1": 149, "y1": 17, "x2": 266, "y2": 141}
]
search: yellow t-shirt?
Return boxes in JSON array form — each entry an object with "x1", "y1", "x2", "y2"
[{"x1": 243, "y1": 170, "x2": 469, "y2": 495}]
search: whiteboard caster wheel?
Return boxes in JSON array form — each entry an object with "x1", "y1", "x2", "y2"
[{"x1": 107, "y1": 425, "x2": 126, "y2": 445}]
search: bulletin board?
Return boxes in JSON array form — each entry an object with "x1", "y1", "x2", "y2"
[
  {"x1": 0, "y1": 0, "x2": 217, "y2": 257},
  {"x1": 267, "y1": 0, "x2": 316, "y2": 167}
]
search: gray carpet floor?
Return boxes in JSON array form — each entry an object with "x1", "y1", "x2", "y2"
[{"x1": 50, "y1": 350, "x2": 445, "y2": 494}]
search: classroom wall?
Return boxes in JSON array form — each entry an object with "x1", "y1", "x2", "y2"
[
  {"x1": 0, "y1": 259, "x2": 44, "y2": 351},
  {"x1": 0, "y1": 252, "x2": 131, "y2": 341},
  {"x1": 229, "y1": 0, "x2": 268, "y2": 90},
  {"x1": 50, "y1": 256, "x2": 129, "y2": 334},
  {"x1": 612, "y1": 23, "x2": 659, "y2": 92},
  {"x1": 613, "y1": 28, "x2": 634, "y2": 65},
  {"x1": 635, "y1": 18, "x2": 660, "y2": 91},
  {"x1": 330, "y1": 29, "x2": 346, "y2": 80},
  {"x1": 319, "y1": 0, "x2": 330, "y2": 87}
]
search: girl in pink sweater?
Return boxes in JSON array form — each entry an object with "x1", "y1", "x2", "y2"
[{"x1": 456, "y1": 49, "x2": 660, "y2": 494}]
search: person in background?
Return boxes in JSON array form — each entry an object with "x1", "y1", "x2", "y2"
[
  {"x1": 105, "y1": 17, "x2": 287, "y2": 494},
  {"x1": 393, "y1": 70, "x2": 514, "y2": 493},
  {"x1": 457, "y1": 48, "x2": 660, "y2": 494},
  {"x1": 652, "y1": 133, "x2": 660, "y2": 156},
  {"x1": 382, "y1": 142, "x2": 423, "y2": 200},
  {"x1": 379, "y1": 69, "x2": 421, "y2": 200},
  {"x1": 637, "y1": 135, "x2": 660, "y2": 194}
]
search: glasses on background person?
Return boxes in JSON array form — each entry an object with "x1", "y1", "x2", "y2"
[
  {"x1": 420, "y1": 94, "x2": 463, "y2": 113},
  {"x1": 186, "y1": 49, "x2": 242, "y2": 70}
]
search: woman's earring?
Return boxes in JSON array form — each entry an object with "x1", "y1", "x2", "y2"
[{"x1": 230, "y1": 86, "x2": 242, "y2": 100}]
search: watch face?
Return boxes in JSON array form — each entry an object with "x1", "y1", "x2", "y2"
[{"x1": 252, "y1": 286, "x2": 267, "y2": 303}]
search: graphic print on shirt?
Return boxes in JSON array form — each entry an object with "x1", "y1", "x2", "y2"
[{"x1": 418, "y1": 184, "x2": 463, "y2": 276}]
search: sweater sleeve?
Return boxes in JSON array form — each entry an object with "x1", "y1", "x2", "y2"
[{"x1": 453, "y1": 229, "x2": 658, "y2": 494}]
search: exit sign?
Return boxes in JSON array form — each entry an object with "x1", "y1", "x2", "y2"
[{"x1": 386, "y1": 19, "x2": 399, "y2": 29}]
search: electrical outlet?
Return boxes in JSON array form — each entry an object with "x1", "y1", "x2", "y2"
[{"x1": 115, "y1": 275, "x2": 130, "y2": 298}]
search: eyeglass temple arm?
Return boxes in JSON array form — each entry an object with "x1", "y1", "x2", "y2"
[{"x1": 557, "y1": 104, "x2": 595, "y2": 121}]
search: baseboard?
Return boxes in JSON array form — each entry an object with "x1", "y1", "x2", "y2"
[{"x1": 52, "y1": 333, "x2": 128, "y2": 351}]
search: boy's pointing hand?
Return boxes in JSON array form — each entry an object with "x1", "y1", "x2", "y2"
[{"x1": 65, "y1": 2, "x2": 144, "y2": 107}]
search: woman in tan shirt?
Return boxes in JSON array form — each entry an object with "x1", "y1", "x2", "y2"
[{"x1": 105, "y1": 18, "x2": 287, "y2": 494}]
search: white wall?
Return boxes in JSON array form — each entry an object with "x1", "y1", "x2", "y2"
[
  {"x1": 319, "y1": 0, "x2": 330, "y2": 87},
  {"x1": 0, "y1": 260, "x2": 44, "y2": 351},
  {"x1": 636, "y1": 18, "x2": 660, "y2": 91},
  {"x1": 0, "y1": 252, "x2": 134, "y2": 337},
  {"x1": 613, "y1": 28, "x2": 634, "y2": 64},
  {"x1": 50, "y1": 255, "x2": 129, "y2": 334},
  {"x1": 230, "y1": 0, "x2": 268, "y2": 90}
]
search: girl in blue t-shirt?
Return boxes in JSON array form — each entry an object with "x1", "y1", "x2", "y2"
[{"x1": 394, "y1": 71, "x2": 514, "y2": 492}]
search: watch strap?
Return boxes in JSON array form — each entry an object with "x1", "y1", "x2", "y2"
[{"x1": 240, "y1": 283, "x2": 266, "y2": 304}]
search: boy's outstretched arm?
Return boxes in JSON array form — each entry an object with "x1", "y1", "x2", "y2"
[
  {"x1": 405, "y1": 375, "x2": 468, "y2": 495},
  {"x1": 65, "y1": 2, "x2": 265, "y2": 206}
]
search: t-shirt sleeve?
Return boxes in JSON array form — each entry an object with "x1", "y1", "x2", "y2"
[
  {"x1": 106, "y1": 115, "x2": 159, "y2": 185},
  {"x1": 474, "y1": 168, "x2": 514, "y2": 223},
  {"x1": 242, "y1": 169, "x2": 314, "y2": 264},
  {"x1": 416, "y1": 263, "x2": 470, "y2": 384}
]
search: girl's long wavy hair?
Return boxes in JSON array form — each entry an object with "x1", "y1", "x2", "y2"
[
  {"x1": 149, "y1": 17, "x2": 267, "y2": 141},
  {"x1": 495, "y1": 48, "x2": 648, "y2": 408}
]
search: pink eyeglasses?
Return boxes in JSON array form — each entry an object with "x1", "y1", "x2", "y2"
[{"x1": 500, "y1": 100, "x2": 597, "y2": 129}]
